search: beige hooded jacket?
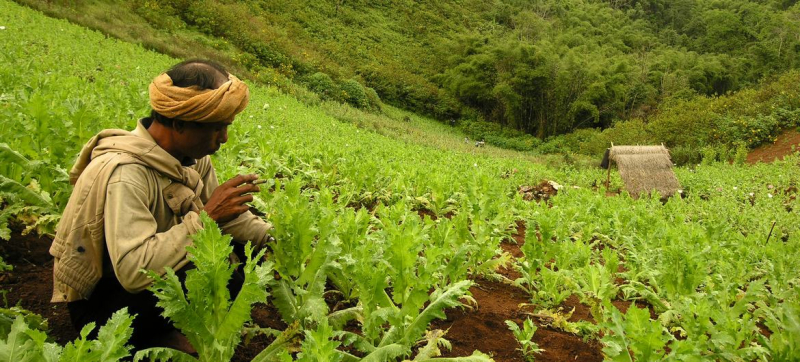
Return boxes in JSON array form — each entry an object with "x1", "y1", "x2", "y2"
[{"x1": 50, "y1": 120, "x2": 271, "y2": 302}]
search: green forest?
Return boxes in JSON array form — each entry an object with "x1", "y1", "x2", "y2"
[{"x1": 14, "y1": 0, "x2": 800, "y2": 159}]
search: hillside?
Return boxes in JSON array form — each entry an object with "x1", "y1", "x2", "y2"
[{"x1": 13, "y1": 0, "x2": 800, "y2": 144}]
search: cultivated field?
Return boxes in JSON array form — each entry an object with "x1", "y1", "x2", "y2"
[{"x1": 2, "y1": 2, "x2": 800, "y2": 361}]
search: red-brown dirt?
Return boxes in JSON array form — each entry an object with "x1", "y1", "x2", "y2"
[
  {"x1": 430, "y1": 279, "x2": 604, "y2": 362},
  {"x1": 431, "y1": 222, "x2": 603, "y2": 362},
  {"x1": 0, "y1": 232, "x2": 78, "y2": 345},
  {"x1": 0, "y1": 230, "x2": 285, "y2": 361},
  {"x1": 1, "y1": 221, "x2": 605, "y2": 361},
  {"x1": 747, "y1": 129, "x2": 800, "y2": 164}
]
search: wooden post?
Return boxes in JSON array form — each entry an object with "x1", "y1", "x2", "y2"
[
  {"x1": 606, "y1": 143, "x2": 614, "y2": 192},
  {"x1": 765, "y1": 221, "x2": 776, "y2": 244}
]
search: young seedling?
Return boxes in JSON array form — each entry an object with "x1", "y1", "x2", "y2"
[{"x1": 505, "y1": 318, "x2": 544, "y2": 362}]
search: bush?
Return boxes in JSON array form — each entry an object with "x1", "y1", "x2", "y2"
[
  {"x1": 458, "y1": 119, "x2": 539, "y2": 151},
  {"x1": 669, "y1": 145, "x2": 703, "y2": 165},
  {"x1": 364, "y1": 86, "x2": 383, "y2": 112},
  {"x1": 733, "y1": 142, "x2": 749, "y2": 165},
  {"x1": 339, "y1": 79, "x2": 370, "y2": 109},
  {"x1": 306, "y1": 72, "x2": 338, "y2": 101},
  {"x1": 700, "y1": 145, "x2": 725, "y2": 165},
  {"x1": 484, "y1": 134, "x2": 539, "y2": 151},
  {"x1": 537, "y1": 136, "x2": 568, "y2": 155}
]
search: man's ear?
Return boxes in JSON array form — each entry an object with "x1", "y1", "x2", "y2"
[{"x1": 173, "y1": 119, "x2": 186, "y2": 133}]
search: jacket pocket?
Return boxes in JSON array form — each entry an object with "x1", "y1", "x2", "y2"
[{"x1": 163, "y1": 182, "x2": 200, "y2": 216}]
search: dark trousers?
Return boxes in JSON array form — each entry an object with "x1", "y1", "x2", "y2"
[
  {"x1": 67, "y1": 270, "x2": 182, "y2": 350},
  {"x1": 68, "y1": 250, "x2": 246, "y2": 351}
]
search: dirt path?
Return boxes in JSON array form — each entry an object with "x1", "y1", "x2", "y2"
[{"x1": 747, "y1": 129, "x2": 800, "y2": 164}]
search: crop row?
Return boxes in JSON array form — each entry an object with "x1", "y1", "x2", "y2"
[{"x1": 2, "y1": 1, "x2": 800, "y2": 361}]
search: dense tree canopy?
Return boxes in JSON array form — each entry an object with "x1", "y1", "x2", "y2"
[{"x1": 122, "y1": 0, "x2": 800, "y2": 138}]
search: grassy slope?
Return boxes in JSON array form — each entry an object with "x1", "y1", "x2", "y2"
[
  {"x1": 11, "y1": 0, "x2": 800, "y2": 163},
  {"x1": 0, "y1": 0, "x2": 598, "y2": 202},
  {"x1": 9, "y1": 0, "x2": 581, "y2": 164}
]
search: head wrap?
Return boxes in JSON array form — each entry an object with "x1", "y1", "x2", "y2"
[{"x1": 148, "y1": 72, "x2": 250, "y2": 122}]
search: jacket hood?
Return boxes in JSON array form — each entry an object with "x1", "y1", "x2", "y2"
[{"x1": 69, "y1": 121, "x2": 200, "y2": 188}]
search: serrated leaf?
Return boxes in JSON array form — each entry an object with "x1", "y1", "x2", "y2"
[
  {"x1": 0, "y1": 143, "x2": 33, "y2": 167},
  {"x1": 0, "y1": 175, "x2": 52, "y2": 208},
  {"x1": 297, "y1": 318, "x2": 342, "y2": 362},
  {"x1": 88, "y1": 307, "x2": 134, "y2": 362},
  {"x1": 271, "y1": 279, "x2": 300, "y2": 322},
  {"x1": 399, "y1": 280, "x2": 474, "y2": 347},
  {"x1": 413, "y1": 329, "x2": 447, "y2": 360},
  {"x1": 251, "y1": 321, "x2": 302, "y2": 362},
  {"x1": 327, "y1": 306, "x2": 363, "y2": 330},
  {"x1": 133, "y1": 347, "x2": 198, "y2": 362},
  {"x1": 215, "y1": 246, "x2": 271, "y2": 342},
  {"x1": 0, "y1": 316, "x2": 43, "y2": 362},
  {"x1": 359, "y1": 343, "x2": 407, "y2": 362},
  {"x1": 0, "y1": 307, "x2": 47, "y2": 337}
]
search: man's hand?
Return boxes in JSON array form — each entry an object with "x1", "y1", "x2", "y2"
[{"x1": 203, "y1": 174, "x2": 260, "y2": 224}]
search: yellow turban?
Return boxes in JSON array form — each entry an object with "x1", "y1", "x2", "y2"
[{"x1": 148, "y1": 73, "x2": 250, "y2": 122}]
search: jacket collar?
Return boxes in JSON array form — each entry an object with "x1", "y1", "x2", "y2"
[{"x1": 69, "y1": 120, "x2": 201, "y2": 189}]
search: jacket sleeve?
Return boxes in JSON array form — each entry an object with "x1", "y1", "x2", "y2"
[
  {"x1": 195, "y1": 156, "x2": 273, "y2": 250},
  {"x1": 104, "y1": 165, "x2": 201, "y2": 293}
]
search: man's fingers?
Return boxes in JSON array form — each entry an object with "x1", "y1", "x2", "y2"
[
  {"x1": 230, "y1": 183, "x2": 259, "y2": 196},
  {"x1": 222, "y1": 174, "x2": 246, "y2": 187},
  {"x1": 223, "y1": 174, "x2": 258, "y2": 187},
  {"x1": 236, "y1": 194, "x2": 254, "y2": 204}
]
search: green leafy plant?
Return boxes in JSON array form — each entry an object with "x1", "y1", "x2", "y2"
[
  {"x1": 505, "y1": 318, "x2": 543, "y2": 361},
  {"x1": 0, "y1": 306, "x2": 47, "y2": 338},
  {"x1": 600, "y1": 304, "x2": 670, "y2": 362},
  {"x1": 267, "y1": 182, "x2": 341, "y2": 325},
  {"x1": 0, "y1": 307, "x2": 134, "y2": 362},
  {"x1": 757, "y1": 299, "x2": 800, "y2": 361},
  {"x1": 135, "y1": 212, "x2": 290, "y2": 362},
  {"x1": 295, "y1": 318, "x2": 342, "y2": 362}
]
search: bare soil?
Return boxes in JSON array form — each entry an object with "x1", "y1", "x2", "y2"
[
  {"x1": 434, "y1": 223, "x2": 603, "y2": 362},
  {"x1": 2, "y1": 222, "x2": 606, "y2": 361},
  {"x1": 0, "y1": 232, "x2": 79, "y2": 345},
  {"x1": 746, "y1": 129, "x2": 800, "y2": 164}
]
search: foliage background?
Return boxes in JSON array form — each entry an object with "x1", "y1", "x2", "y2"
[{"x1": 14, "y1": 0, "x2": 800, "y2": 157}]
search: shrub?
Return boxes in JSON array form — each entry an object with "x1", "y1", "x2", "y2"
[
  {"x1": 364, "y1": 86, "x2": 383, "y2": 112},
  {"x1": 733, "y1": 142, "x2": 749, "y2": 165},
  {"x1": 306, "y1": 72, "x2": 338, "y2": 101},
  {"x1": 701, "y1": 145, "x2": 722, "y2": 165},
  {"x1": 339, "y1": 79, "x2": 370, "y2": 109},
  {"x1": 457, "y1": 119, "x2": 540, "y2": 151},
  {"x1": 669, "y1": 145, "x2": 703, "y2": 165},
  {"x1": 484, "y1": 134, "x2": 539, "y2": 151},
  {"x1": 537, "y1": 136, "x2": 569, "y2": 155}
]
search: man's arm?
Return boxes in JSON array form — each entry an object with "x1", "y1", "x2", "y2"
[{"x1": 104, "y1": 165, "x2": 200, "y2": 293}]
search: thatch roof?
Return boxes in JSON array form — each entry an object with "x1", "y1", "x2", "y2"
[{"x1": 607, "y1": 145, "x2": 681, "y2": 197}]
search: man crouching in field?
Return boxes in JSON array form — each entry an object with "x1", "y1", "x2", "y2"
[{"x1": 49, "y1": 59, "x2": 272, "y2": 353}]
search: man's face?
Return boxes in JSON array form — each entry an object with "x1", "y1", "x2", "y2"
[{"x1": 173, "y1": 119, "x2": 232, "y2": 160}]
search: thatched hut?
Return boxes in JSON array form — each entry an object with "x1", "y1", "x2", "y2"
[{"x1": 601, "y1": 145, "x2": 681, "y2": 198}]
